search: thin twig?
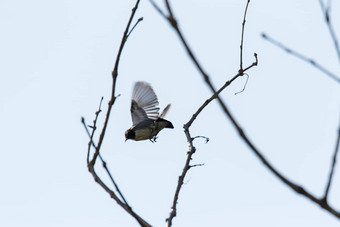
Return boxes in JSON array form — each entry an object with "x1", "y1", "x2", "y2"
[
  {"x1": 86, "y1": 97, "x2": 103, "y2": 163},
  {"x1": 127, "y1": 17, "x2": 144, "y2": 38},
  {"x1": 81, "y1": 99, "x2": 125, "y2": 202},
  {"x1": 323, "y1": 119, "x2": 340, "y2": 200},
  {"x1": 234, "y1": 73, "x2": 249, "y2": 95},
  {"x1": 262, "y1": 33, "x2": 340, "y2": 84},
  {"x1": 192, "y1": 135, "x2": 210, "y2": 143},
  {"x1": 319, "y1": 0, "x2": 340, "y2": 63},
  {"x1": 82, "y1": 117, "x2": 97, "y2": 148},
  {"x1": 190, "y1": 163, "x2": 205, "y2": 168},
  {"x1": 240, "y1": 0, "x2": 250, "y2": 71},
  {"x1": 99, "y1": 154, "x2": 130, "y2": 206}
]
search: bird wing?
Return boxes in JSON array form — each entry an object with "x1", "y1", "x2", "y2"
[
  {"x1": 131, "y1": 81, "x2": 160, "y2": 125},
  {"x1": 130, "y1": 100, "x2": 148, "y2": 126}
]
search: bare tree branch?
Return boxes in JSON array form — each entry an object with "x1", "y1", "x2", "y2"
[
  {"x1": 152, "y1": 0, "x2": 340, "y2": 220},
  {"x1": 159, "y1": 1, "x2": 257, "y2": 226},
  {"x1": 81, "y1": 0, "x2": 340, "y2": 225},
  {"x1": 262, "y1": 33, "x2": 340, "y2": 84},
  {"x1": 166, "y1": 56, "x2": 257, "y2": 227},
  {"x1": 82, "y1": 115, "x2": 129, "y2": 206},
  {"x1": 166, "y1": 126, "x2": 196, "y2": 227},
  {"x1": 94, "y1": 0, "x2": 142, "y2": 164},
  {"x1": 167, "y1": 55, "x2": 257, "y2": 225},
  {"x1": 83, "y1": 1, "x2": 152, "y2": 226}
]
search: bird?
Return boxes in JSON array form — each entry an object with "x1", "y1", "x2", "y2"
[{"x1": 125, "y1": 81, "x2": 174, "y2": 142}]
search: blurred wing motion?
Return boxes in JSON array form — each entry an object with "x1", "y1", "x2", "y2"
[{"x1": 131, "y1": 81, "x2": 160, "y2": 126}]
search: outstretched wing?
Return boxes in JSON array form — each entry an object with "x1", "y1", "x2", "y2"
[{"x1": 131, "y1": 81, "x2": 160, "y2": 125}]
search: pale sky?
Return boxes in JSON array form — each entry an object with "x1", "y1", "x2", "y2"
[{"x1": 1, "y1": 0, "x2": 340, "y2": 226}]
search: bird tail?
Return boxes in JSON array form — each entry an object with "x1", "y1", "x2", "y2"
[
  {"x1": 156, "y1": 118, "x2": 174, "y2": 128},
  {"x1": 159, "y1": 104, "x2": 171, "y2": 118}
]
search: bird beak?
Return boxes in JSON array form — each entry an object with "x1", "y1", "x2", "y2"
[{"x1": 125, "y1": 138, "x2": 128, "y2": 142}]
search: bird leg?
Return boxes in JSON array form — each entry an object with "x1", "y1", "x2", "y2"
[{"x1": 150, "y1": 136, "x2": 158, "y2": 143}]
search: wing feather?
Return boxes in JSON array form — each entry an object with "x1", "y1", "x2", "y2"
[{"x1": 130, "y1": 81, "x2": 160, "y2": 124}]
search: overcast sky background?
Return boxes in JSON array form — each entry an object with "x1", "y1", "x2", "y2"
[{"x1": 1, "y1": 0, "x2": 340, "y2": 226}]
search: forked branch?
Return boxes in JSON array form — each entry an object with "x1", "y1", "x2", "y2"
[
  {"x1": 83, "y1": 0, "x2": 151, "y2": 226},
  {"x1": 151, "y1": 0, "x2": 340, "y2": 221},
  {"x1": 156, "y1": 1, "x2": 258, "y2": 226}
]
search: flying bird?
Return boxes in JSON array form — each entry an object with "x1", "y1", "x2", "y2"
[{"x1": 125, "y1": 81, "x2": 174, "y2": 142}]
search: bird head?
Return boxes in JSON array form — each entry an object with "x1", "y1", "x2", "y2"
[{"x1": 125, "y1": 129, "x2": 135, "y2": 141}]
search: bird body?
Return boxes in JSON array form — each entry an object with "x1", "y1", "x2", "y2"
[{"x1": 125, "y1": 81, "x2": 173, "y2": 142}]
